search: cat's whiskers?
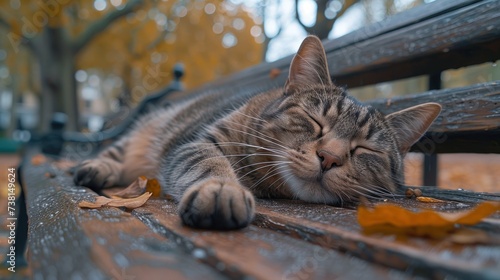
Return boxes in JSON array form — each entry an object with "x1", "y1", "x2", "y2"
[
  {"x1": 238, "y1": 162, "x2": 291, "y2": 183},
  {"x1": 193, "y1": 141, "x2": 288, "y2": 158},
  {"x1": 248, "y1": 164, "x2": 293, "y2": 190},
  {"x1": 232, "y1": 110, "x2": 270, "y2": 125},
  {"x1": 234, "y1": 160, "x2": 292, "y2": 173},
  {"x1": 183, "y1": 152, "x2": 285, "y2": 176},
  {"x1": 222, "y1": 121, "x2": 290, "y2": 154},
  {"x1": 269, "y1": 172, "x2": 294, "y2": 192},
  {"x1": 351, "y1": 183, "x2": 398, "y2": 200}
]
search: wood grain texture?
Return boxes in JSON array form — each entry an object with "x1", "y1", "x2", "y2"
[
  {"x1": 21, "y1": 151, "x2": 224, "y2": 280},
  {"x1": 133, "y1": 199, "x2": 410, "y2": 280},
  {"x1": 368, "y1": 81, "x2": 500, "y2": 153},
  {"x1": 254, "y1": 199, "x2": 500, "y2": 280}
]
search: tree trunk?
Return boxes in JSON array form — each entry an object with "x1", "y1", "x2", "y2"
[{"x1": 36, "y1": 27, "x2": 78, "y2": 132}]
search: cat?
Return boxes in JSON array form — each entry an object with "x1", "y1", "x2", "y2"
[{"x1": 74, "y1": 35, "x2": 441, "y2": 230}]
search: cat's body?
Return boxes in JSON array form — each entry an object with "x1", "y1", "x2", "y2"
[{"x1": 75, "y1": 36, "x2": 441, "y2": 229}]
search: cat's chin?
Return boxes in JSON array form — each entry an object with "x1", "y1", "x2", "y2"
[{"x1": 286, "y1": 175, "x2": 343, "y2": 205}]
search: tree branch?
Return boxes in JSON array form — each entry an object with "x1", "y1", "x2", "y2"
[
  {"x1": 72, "y1": 0, "x2": 144, "y2": 54},
  {"x1": 294, "y1": 0, "x2": 313, "y2": 34},
  {"x1": 336, "y1": 0, "x2": 359, "y2": 20}
]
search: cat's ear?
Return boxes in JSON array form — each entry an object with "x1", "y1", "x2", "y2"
[
  {"x1": 385, "y1": 103, "x2": 442, "y2": 153},
  {"x1": 285, "y1": 35, "x2": 332, "y2": 94}
]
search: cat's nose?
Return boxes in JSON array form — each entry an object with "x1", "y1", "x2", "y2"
[{"x1": 317, "y1": 150, "x2": 343, "y2": 171}]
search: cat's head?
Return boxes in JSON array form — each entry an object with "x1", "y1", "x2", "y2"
[{"x1": 259, "y1": 36, "x2": 441, "y2": 204}]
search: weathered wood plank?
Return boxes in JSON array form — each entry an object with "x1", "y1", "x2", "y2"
[
  {"x1": 329, "y1": 0, "x2": 500, "y2": 87},
  {"x1": 368, "y1": 81, "x2": 500, "y2": 153},
  {"x1": 21, "y1": 152, "x2": 224, "y2": 280},
  {"x1": 133, "y1": 200, "x2": 411, "y2": 280},
  {"x1": 254, "y1": 199, "x2": 500, "y2": 280}
]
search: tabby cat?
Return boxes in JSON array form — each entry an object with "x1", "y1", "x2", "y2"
[{"x1": 74, "y1": 36, "x2": 441, "y2": 230}]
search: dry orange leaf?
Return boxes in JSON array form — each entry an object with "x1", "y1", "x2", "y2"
[
  {"x1": 145, "y1": 178, "x2": 162, "y2": 198},
  {"x1": 358, "y1": 201, "x2": 500, "y2": 228},
  {"x1": 112, "y1": 176, "x2": 148, "y2": 198},
  {"x1": 31, "y1": 154, "x2": 47, "y2": 166},
  {"x1": 109, "y1": 176, "x2": 162, "y2": 198},
  {"x1": 269, "y1": 68, "x2": 281, "y2": 79},
  {"x1": 416, "y1": 196, "x2": 445, "y2": 203},
  {"x1": 78, "y1": 192, "x2": 151, "y2": 209},
  {"x1": 78, "y1": 196, "x2": 113, "y2": 209},
  {"x1": 107, "y1": 192, "x2": 152, "y2": 209}
]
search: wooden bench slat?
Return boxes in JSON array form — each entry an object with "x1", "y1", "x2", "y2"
[
  {"x1": 21, "y1": 156, "x2": 225, "y2": 280},
  {"x1": 370, "y1": 81, "x2": 500, "y2": 133},
  {"x1": 369, "y1": 81, "x2": 500, "y2": 153},
  {"x1": 254, "y1": 199, "x2": 500, "y2": 279},
  {"x1": 134, "y1": 200, "x2": 410, "y2": 280},
  {"x1": 328, "y1": 0, "x2": 500, "y2": 87},
  {"x1": 79, "y1": 214, "x2": 224, "y2": 280}
]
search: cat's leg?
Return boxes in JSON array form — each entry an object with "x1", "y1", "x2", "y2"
[
  {"x1": 166, "y1": 142, "x2": 255, "y2": 230},
  {"x1": 74, "y1": 138, "x2": 129, "y2": 190}
]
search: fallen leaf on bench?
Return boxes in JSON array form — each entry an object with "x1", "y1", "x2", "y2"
[
  {"x1": 78, "y1": 196, "x2": 113, "y2": 209},
  {"x1": 112, "y1": 176, "x2": 148, "y2": 198},
  {"x1": 78, "y1": 192, "x2": 152, "y2": 209},
  {"x1": 31, "y1": 154, "x2": 47, "y2": 166},
  {"x1": 269, "y1": 68, "x2": 281, "y2": 79},
  {"x1": 416, "y1": 196, "x2": 445, "y2": 203},
  {"x1": 448, "y1": 228, "x2": 494, "y2": 245},
  {"x1": 107, "y1": 192, "x2": 152, "y2": 208},
  {"x1": 145, "y1": 178, "x2": 162, "y2": 198},
  {"x1": 358, "y1": 201, "x2": 500, "y2": 228},
  {"x1": 108, "y1": 176, "x2": 162, "y2": 198}
]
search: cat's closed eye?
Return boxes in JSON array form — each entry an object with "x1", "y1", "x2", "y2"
[
  {"x1": 350, "y1": 145, "x2": 381, "y2": 156},
  {"x1": 304, "y1": 112, "x2": 323, "y2": 138}
]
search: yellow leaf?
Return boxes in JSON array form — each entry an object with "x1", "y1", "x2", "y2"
[
  {"x1": 106, "y1": 192, "x2": 152, "y2": 209},
  {"x1": 111, "y1": 176, "x2": 148, "y2": 198},
  {"x1": 357, "y1": 201, "x2": 500, "y2": 228},
  {"x1": 78, "y1": 192, "x2": 151, "y2": 209},
  {"x1": 416, "y1": 196, "x2": 445, "y2": 203},
  {"x1": 78, "y1": 196, "x2": 112, "y2": 209},
  {"x1": 145, "y1": 178, "x2": 162, "y2": 198}
]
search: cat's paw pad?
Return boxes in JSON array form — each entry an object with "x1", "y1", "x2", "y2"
[
  {"x1": 179, "y1": 179, "x2": 255, "y2": 230},
  {"x1": 73, "y1": 159, "x2": 119, "y2": 190}
]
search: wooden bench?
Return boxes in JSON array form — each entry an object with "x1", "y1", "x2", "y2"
[{"x1": 12, "y1": 0, "x2": 500, "y2": 279}]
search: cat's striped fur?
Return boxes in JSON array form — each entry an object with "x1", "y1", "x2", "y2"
[{"x1": 74, "y1": 36, "x2": 441, "y2": 229}]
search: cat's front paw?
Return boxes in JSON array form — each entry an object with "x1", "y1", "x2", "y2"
[
  {"x1": 73, "y1": 159, "x2": 120, "y2": 190},
  {"x1": 179, "y1": 178, "x2": 255, "y2": 230}
]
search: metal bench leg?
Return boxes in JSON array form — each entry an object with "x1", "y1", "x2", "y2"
[
  {"x1": 423, "y1": 154, "x2": 438, "y2": 186},
  {"x1": 422, "y1": 72, "x2": 441, "y2": 187}
]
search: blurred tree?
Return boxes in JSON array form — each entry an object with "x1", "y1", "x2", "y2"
[
  {"x1": 294, "y1": 0, "x2": 358, "y2": 39},
  {"x1": 78, "y1": 0, "x2": 262, "y2": 106},
  {"x1": 257, "y1": 0, "x2": 359, "y2": 59},
  {"x1": 0, "y1": 0, "x2": 144, "y2": 131},
  {"x1": 0, "y1": 0, "x2": 262, "y2": 131}
]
